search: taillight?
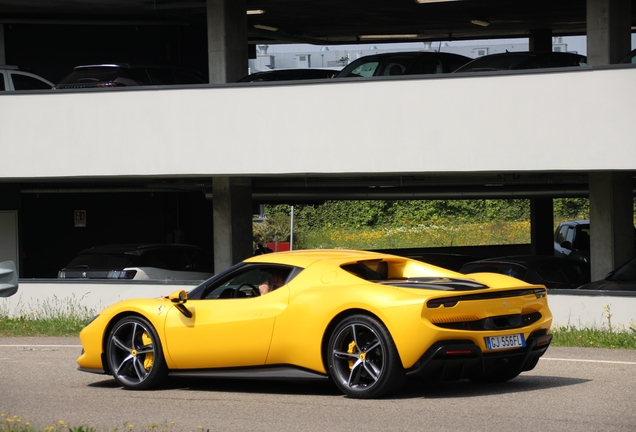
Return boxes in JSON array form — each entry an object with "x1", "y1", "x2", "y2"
[
  {"x1": 427, "y1": 297, "x2": 460, "y2": 308},
  {"x1": 107, "y1": 270, "x2": 137, "y2": 279}
]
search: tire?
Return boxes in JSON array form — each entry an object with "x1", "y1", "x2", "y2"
[
  {"x1": 327, "y1": 314, "x2": 405, "y2": 399},
  {"x1": 106, "y1": 316, "x2": 168, "y2": 390}
]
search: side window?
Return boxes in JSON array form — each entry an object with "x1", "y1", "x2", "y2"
[
  {"x1": 564, "y1": 226, "x2": 575, "y2": 244},
  {"x1": 351, "y1": 61, "x2": 379, "y2": 77},
  {"x1": 11, "y1": 73, "x2": 52, "y2": 90},
  {"x1": 556, "y1": 225, "x2": 569, "y2": 244},
  {"x1": 201, "y1": 265, "x2": 296, "y2": 299}
]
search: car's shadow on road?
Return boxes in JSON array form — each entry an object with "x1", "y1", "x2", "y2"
[
  {"x1": 393, "y1": 375, "x2": 590, "y2": 399},
  {"x1": 88, "y1": 374, "x2": 589, "y2": 399}
]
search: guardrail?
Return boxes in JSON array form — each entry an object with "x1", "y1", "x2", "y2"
[{"x1": 1, "y1": 280, "x2": 634, "y2": 330}]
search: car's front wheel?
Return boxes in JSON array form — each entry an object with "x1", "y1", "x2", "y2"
[
  {"x1": 106, "y1": 316, "x2": 168, "y2": 390},
  {"x1": 327, "y1": 314, "x2": 405, "y2": 399}
]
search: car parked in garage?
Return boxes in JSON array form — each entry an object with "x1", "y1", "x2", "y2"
[
  {"x1": 459, "y1": 255, "x2": 590, "y2": 289},
  {"x1": 578, "y1": 255, "x2": 636, "y2": 292},
  {"x1": 0, "y1": 65, "x2": 54, "y2": 91},
  {"x1": 0, "y1": 260, "x2": 18, "y2": 297},
  {"x1": 554, "y1": 220, "x2": 591, "y2": 263},
  {"x1": 54, "y1": 64, "x2": 207, "y2": 89},
  {"x1": 554, "y1": 220, "x2": 636, "y2": 264},
  {"x1": 335, "y1": 51, "x2": 471, "y2": 78},
  {"x1": 58, "y1": 244, "x2": 215, "y2": 281},
  {"x1": 453, "y1": 51, "x2": 587, "y2": 73}
]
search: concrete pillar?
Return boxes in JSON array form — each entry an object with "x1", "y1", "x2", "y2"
[
  {"x1": 530, "y1": 198, "x2": 554, "y2": 256},
  {"x1": 212, "y1": 177, "x2": 253, "y2": 272},
  {"x1": 588, "y1": 172, "x2": 635, "y2": 280},
  {"x1": 528, "y1": 29, "x2": 552, "y2": 52},
  {"x1": 586, "y1": 0, "x2": 632, "y2": 65},
  {"x1": 206, "y1": 0, "x2": 248, "y2": 83}
]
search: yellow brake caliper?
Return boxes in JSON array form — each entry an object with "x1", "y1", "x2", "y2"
[
  {"x1": 141, "y1": 332, "x2": 154, "y2": 370},
  {"x1": 347, "y1": 340, "x2": 357, "y2": 370}
]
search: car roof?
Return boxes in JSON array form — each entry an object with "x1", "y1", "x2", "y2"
[
  {"x1": 245, "y1": 249, "x2": 402, "y2": 268},
  {"x1": 72, "y1": 64, "x2": 198, "y2": 70},
  {"x1": 454, "y1": 51, "x2": 587, "y2": 72},
  {"x1": 344, "y1": 51, "x2": 470, "y2": 62},
  {"x1": 557, "y1": 219, "x2": 590, "y2": 226}
]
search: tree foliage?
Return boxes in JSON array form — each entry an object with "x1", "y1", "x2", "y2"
[{"x1": 254, "y1": 197, "x2": 634, "y2": 246}]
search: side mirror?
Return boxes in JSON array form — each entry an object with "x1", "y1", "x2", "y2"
[
  {"x1": 169, "y1": 289, "x2": 188, "y2": 304},
  {"x1": 168, "y1": 290, "x2": 192, "y2": 318},
  {"x1": 0, "y1": 260, "x2": 18, "y2": 298},
  {"x1": 560, "y1": 241, "x2": 572, "y2": 250}
]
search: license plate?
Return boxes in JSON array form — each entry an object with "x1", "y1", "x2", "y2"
[{"x1": 485, "y1": 333, "x2": 526, "y2": 350}]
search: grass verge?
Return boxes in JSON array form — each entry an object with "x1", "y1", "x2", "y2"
[{"x1": 0, "y1": 416, "x2": 191, "y2": 432}]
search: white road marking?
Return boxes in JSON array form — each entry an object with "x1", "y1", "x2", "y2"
[{"x1": 542, "y1": 357, "x2": 636, "y2": 365}]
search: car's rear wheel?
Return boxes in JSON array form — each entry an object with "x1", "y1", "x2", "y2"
[
  {"x1": 327, "y1": 314, "x2": 405, "y2": 399},
  {"x1": 106, "y1": 316, "x2": 168, "y2": 390}
]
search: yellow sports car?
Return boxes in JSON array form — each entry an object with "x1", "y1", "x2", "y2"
[{"x1": 77, "y1": 249, "x2": 553, "y2": 399}]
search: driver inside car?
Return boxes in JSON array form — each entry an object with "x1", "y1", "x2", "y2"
[{"x1": 257, "y1": 270, "x2": 285, "y2": 295}]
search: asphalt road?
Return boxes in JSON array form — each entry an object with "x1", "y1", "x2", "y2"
[{"x1": 1, "y1": 337, "x2": 635, "y2": 432}]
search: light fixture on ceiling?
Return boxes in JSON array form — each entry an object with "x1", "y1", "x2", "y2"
[
  {"x1": 253, "y1": 24, "x2": 278, "y2": 32},
  {"x1": 470, "y1": 19, "x2": 491, "y2": 27},
  {"x1": 359, "y1": 34, "x2": 418, "y2": 40},
  {"x1": 415, "y1": 0, "x2": 461, "y2": 3},
  {"x1": 246, "y1": 9, "x2": 265, "y2": 15}
]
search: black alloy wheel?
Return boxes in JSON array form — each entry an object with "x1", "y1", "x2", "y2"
[
  {"x1": 106, "y1": 316, "x2": 168, "y2": 390},
  {"x1": 327, "y1": 314, "x2": 405, "y2": 399}
]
